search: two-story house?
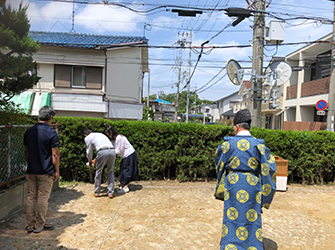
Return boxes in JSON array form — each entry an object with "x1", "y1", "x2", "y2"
[
  {"x1": 148, "y1": 99, "x2": 175, "y2": 121},
  {"x1": 283, "y1": 33, "x2": 331, "y2": 129},
  {"x1": 12, "y1": 31, "x2": 149, "y2": 120},
  {"x1": 212, "y1": 91, "x2": 241, "y2": 122}
]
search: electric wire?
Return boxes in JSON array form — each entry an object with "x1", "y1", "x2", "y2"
[
  {"x1": 197, "y1": 73, "x2": 227, "y2": 94},
  {"x1": 196, "y1": 66, "x2": 226, "y2": 92},
  {"x1": 28, "y1": 0, "x2": 335, "y2": 98}
]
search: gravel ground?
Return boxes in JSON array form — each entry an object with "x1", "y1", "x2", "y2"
[{"x1": 0, "y1": 181, "x2": 334, "y2": 250}]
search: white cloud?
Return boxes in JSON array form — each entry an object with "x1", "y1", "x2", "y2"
[
  {"x1": 11, "y1": 1, "x2": 146, "y2": 34},
  {"x1": 285, "y1": 22, "x2": 331, "y2": 44},
  {"x1": 75, "y1": 4, "x2": 145, "y2": 33}
]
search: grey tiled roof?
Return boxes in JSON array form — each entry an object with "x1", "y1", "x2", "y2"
[
  {"x1": 29, "y1": 31, "x2": 148, "y2": 49},
  {"x1": 221, "y1": 109, "x2": 235, "y2": 116}
]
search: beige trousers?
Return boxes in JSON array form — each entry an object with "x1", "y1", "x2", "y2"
[{"x1": 26, "y1": 174, "x2": 54, "y2": 230}]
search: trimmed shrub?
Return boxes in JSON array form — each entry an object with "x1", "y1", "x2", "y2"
[{"x1": 53, "y1": 116, "x2": 335, "y2": 184}]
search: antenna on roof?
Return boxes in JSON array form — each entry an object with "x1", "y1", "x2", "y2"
[{"x1": 71, "y1": 0, "x2": 76, "y2": 32}]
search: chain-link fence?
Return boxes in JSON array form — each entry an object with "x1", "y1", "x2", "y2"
[{"x1": 0, "y1": 125, "x2": 30, "y2": 187}]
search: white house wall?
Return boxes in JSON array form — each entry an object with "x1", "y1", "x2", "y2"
[
  {"x1": 34, "y1": 63, "x2": 54, "y2": 91},
  {"x1": 30, "y1": 45, "x2": 145, "y2": 120},
  {"x1": 55, "y1": 110, "x2": 105, "y2": 118},
  {"x1": 106, "y1": 48, "x2": 142, "y2": 103},
  {"x1": 213, "y1": 92, "x2": 240, "y2": 121},
  {"x1": 33, "y1": 47, "x2": 106, "y2": 94},
  {"x1": 108, "y1": 102, "x2": 143, "y2": 120},
  {"x1": 52, "y1": 94, "x2": 107, "y2": 113},
  {"x1": 300, "y1": 106, "x2": 314, "y2": 122},
  {"x1": 213, "y1": 109, "x2": 220, "y2": 121},
  {"x1": 34, "y1": 47, "x2": 105, "y2": 67},
  {"x1": 283, "y1": 34, "x2": 332, "y2": 124},
  {"x1": 285, "y1": 107, "x2": 296, "y2": 121}
]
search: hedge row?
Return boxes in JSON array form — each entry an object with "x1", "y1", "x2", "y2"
[{"x1": 53, "y1": 117, "x2": 335, "y2": 184}]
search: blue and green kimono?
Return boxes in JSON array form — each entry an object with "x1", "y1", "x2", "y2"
[{"x1": 214, "y1": 134, "x2": 276, "y2": 250}]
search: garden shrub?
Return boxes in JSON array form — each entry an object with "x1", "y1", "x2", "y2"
[{"x1": 53, "y1": 116, "x2": 335, "y2": 184}]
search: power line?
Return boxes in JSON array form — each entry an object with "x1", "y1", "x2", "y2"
[
  {"x1": 34, "y1": 0, "x2": 334, "y2": 24},
  {"x1": 196, "y1": 66, "x2": 226, "y2": 92},
  {"x1": 197, "y1": 73, "x2": 227, "y2": 94},
  {"x1": 145, "y1": 23, "x2": 249, "y2": 33}
]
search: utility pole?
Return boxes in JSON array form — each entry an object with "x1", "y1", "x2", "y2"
[
  {"x1": 194, "y1": 84, "x2": 197, "y2": 108},
  {"x1": 147, "y1": 70, "x2": 150, "y2": 107},
  {"x1": 327, "y1": 0, "x2": 335, "y2": 131},
  {"x1": 251, "y1": 0, "x2": 266, "y2": 128},
  {"x1": 71, "y1": 0, "x2": 76, "y2": 32},
  {"x1": 186, "y1": 28, "x2": 192, "y2": 123},
  {"x1": 175, "y1": 60, "x2": 182, "y2": 121}
]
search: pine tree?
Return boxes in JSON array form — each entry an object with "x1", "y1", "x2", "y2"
[{"x1": 0, "y1": 0, "x2": 40, "y2": 104}]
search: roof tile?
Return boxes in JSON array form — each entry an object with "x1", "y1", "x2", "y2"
[{"x1": 29, "y1": 31, "x2": 148, "y2": 49}]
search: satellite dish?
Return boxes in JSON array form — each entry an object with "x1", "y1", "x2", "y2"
[
  {"x1": 226, "y1": 59, "x2": 243, "y2": 86},
  {"x1": 270, "y1": 86, "x2": 281, "y2": 100},
  {"x1": 264, "y1": 61, "x2": 292, "y2": 86}
]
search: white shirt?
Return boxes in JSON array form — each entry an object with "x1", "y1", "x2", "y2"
[
  {"x1": 236, "y1": 130, "x2": 251, "y2": 136},
  {"x1": 85, "y1": 132, "x2": 114, "y2": 161},
  {"x1": 113, "y1": 135, "x2": 135, "y2": 159}
]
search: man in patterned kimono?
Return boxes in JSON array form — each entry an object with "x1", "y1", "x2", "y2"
[{"x1": 214, "y1": 109, "x2": 276, "y2": 250}]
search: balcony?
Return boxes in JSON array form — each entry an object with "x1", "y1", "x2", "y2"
[
  {"x1": 286, "y1": 85, "x2": 297, "y2": 99},
  {"x1": 301, "y1": 76, "x2": 329, "y2": 97},
  {"x1": 286, "y1": 76, "x2": 330, "y2": 100}
]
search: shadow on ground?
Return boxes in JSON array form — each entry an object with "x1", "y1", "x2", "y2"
[
  {"x1": 264, "y1": 237, "x2": 278, "y2": 250},
  {"x1": 0, "y1": 185, "x2": 85, "y2": 250}
]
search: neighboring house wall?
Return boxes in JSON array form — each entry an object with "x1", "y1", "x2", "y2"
[
  {"x1": 283, "y1": 33, "x2": 331, "y2": 125},
  {"x1": 33, "y1": 46, "x2": 108, "y2": 117},
  {"x1": 106, "y1": 48, "x2": 143, "y2": 103},
  {"x1": 29, "y1": 32, "x2": 148, "y2": 120},
  {"x1": 149, "y1": 100, "x2": 175, "y2": 121},
  {"x1": 212, "y1": 91, "x2": 240, "y2": 121}
]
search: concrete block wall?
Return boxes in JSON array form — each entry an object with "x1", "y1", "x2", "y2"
[
  {"x1": 0, "y1": 181, "x2": 28, "y2": 222},
  {"x1": 0, "y1": 179, "x2": 59, "y2": 222}
]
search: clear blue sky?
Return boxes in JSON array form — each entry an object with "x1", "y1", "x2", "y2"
[{"x1": 10, "y1": 0, "x2": 334, "y2": 101}]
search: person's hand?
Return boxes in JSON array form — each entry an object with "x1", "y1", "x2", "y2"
[
  {"x1": 53, "y1": 171, "x2": 60, "y2": 182},
  {"x1": 89, "y1": 159, "x2": 96, "y2": 169}
]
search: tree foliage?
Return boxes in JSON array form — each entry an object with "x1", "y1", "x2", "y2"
[
  {"x1": 0, "y1": 0, "x2": 40, "y2": 104},
  {"x1": 155, "y1": 91, "x2": 212, "y2": 115}
]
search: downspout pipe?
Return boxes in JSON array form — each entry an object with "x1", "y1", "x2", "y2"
[{"x1": 104, "y1": 48, "x2": 109, "y2": 119}]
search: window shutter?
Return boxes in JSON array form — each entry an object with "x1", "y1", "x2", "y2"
[
  {"x1": 54, "y1": 65, "x2": 71, "y2": 88},
  {"x1": 86, "y1": 67, "x2": 102, "y2": 89}
]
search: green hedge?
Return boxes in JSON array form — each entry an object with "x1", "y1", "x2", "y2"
[{"x1": 53, "y1": 117, "x2": 335, "y2": 184}]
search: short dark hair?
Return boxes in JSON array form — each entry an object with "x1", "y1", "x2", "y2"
[
  {"x1": 82, "y1": 129, "x2": 92, "y2": 136},
  {"x1": 237, "y1": 122, "x2": 251, "y2": 130},
  {"x1": 39, "y1": 106, "x2": 56, "y2": 121}
]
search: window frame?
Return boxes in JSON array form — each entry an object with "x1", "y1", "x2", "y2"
[
  {"x1": 54, "y1": 64, "x2": 103, "y2": 90},
  {"x1": 71, "y1": 66, "x2": 86, "y2": 88}
]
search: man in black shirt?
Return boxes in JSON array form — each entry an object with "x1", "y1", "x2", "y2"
[{"x1": 24, "y1": 106, "x2": 60, "y2": 233}]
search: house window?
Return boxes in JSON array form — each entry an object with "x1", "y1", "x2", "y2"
[
  {"x1": 311, "y1": 50, "x2": 331, "y2": 81},
  {"x1": 54, "y1": 65, "x2": 102, "y2": 89},
  {"x1": 72, "y1": 67, "x2": 86, "y2": 88},
  {"x1": 265, "y1": 115, "x2": 272, "y2": 129}
]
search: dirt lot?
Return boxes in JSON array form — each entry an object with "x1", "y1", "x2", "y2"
[{"x1": 0, "y1": 181, "x2": 335, "y2": 250}]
